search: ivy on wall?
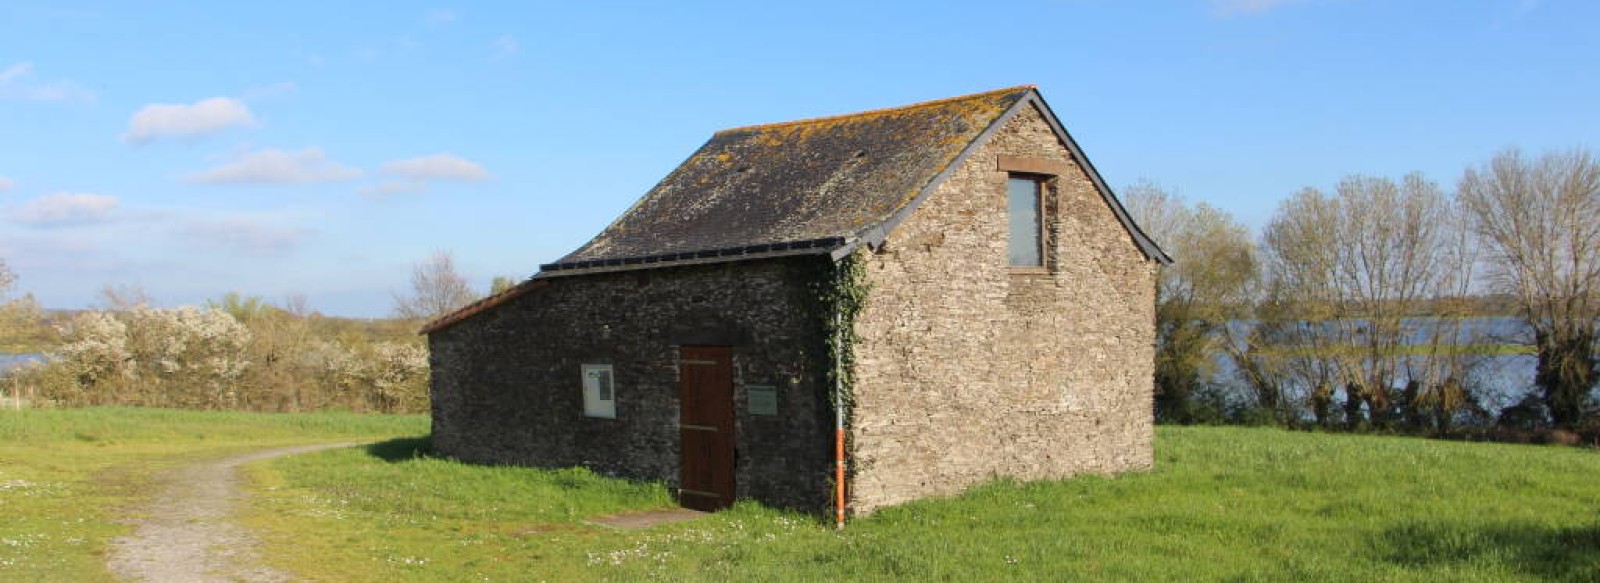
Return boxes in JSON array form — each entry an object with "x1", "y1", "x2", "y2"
[
  {"x1": 815, "y1": 251, "x2": 869, "y2": 420},
  {"x1": 806, "y1": 250, "x2": 871, "y2": 514}
]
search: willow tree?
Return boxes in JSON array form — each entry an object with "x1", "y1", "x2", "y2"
[
  {"x1": 1259, "y1": 174, "x2": 1477, "y2": 429},
  {"x1": 1459, "y1": 148, "x2": 1600, "y2": 429},
  {"x1": 1126, "y1": 184, "x2": 1259, "y2": 423}
]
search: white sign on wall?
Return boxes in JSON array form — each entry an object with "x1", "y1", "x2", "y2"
[{"x1": 582, "y1": 364, "x2": 616, "y2": 418}]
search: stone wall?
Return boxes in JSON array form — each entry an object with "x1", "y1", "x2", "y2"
[
  {"x1": 849, "y1": 103, "x2": 1159, "y2": 513},
  {"x1": 428, "y1": 257, "x2": 836, "y2": 511}
]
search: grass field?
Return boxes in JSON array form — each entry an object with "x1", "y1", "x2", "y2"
[
  {"x1": 246, "y1": 426, "x2": 1600, "y2": 582},
  {"x1": 4, "y1": 410, "x2": 1595, "y2": 581},
  {"x1": 0, "y1": 408, "x2": 426, "y2": 581}
]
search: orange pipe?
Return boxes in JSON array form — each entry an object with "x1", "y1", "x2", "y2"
[{"x1": 835, "y1": 427, "x2": 846, "y2": 528}]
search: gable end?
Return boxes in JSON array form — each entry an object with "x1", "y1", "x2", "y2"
[{"x1": 837, "y1": 91, "x2": 1170, "y2": 265}]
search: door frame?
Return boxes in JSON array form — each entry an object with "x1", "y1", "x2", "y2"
[{"x1": 677, "y1": 345, "x2": 735, "y2": 511}]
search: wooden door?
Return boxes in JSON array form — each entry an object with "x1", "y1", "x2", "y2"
[{"x1": 678, "y1": 346, "x2": 735, "y2": 511}]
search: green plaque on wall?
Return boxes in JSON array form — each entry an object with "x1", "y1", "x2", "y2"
[{"x1": 747, "y1": 385, "x2": 777, "y2": 415}]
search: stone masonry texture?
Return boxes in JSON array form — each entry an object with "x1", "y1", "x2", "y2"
[
  {"x1": 848, "y1": 103, "x2": 1159, "y2": 513},
  {"x1": 428, "y1": 258, "x2": 836, "y2": 511},
  {"x1": 428, "y1": 99, "x2": 1159, "y2": 516}
]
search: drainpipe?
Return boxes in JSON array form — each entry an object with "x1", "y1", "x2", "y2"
[{"x1": 834, "y1": 310, "x2": 847, "y2": 529}]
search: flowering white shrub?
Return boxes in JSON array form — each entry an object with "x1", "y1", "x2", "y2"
[
  {"x1": 51, "y1": 311, "x2": 134, "y2": 397},
  {"x1": 123, "y1": 306, "x2": 252, "y2": 386},
  {"x1": 35, "y1": 307, "x2": 251, "y2": 408},
  {"x1": 305, "y1": 340, "x2": 429, "y2": 412},
  {"x1": 368, "y1": 342, "x2": 429, "y2": 412},
  {"x1": 25, "y1": 301, "x2": 428, "y2": 412}
]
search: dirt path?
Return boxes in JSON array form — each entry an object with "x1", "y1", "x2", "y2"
[{"x1": 107, "y1": 442, "x2": 357, "y2": 582}]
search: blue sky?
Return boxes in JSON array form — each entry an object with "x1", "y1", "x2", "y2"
[{"x1": 1, "y1": 0, "x2": 1594, "y2": 317}]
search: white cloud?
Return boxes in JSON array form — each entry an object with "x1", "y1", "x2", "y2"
[
  {"x1": 494, "y1": 34, "x2": 519, "y2": 58},
  {"x1": 0, "y1": 61, "x2": 96, "y2": 104},
  {"x1": 357, "y1": 179, "x2": 430, "y2": 199},
  {"x1": 380, "y1": 153, "x2": 490, "y2": 182},
  {"x1": 0, "y1": 176, "x2": 13, "y2": 193},
  {"x1": 124, "y1": 97, "x2": 257, "y2": 143},
  {"x1": 179, "y1": 217, "x2": 307, "y2": 256},
  {"x1": 11, "y1": 192, "x2": 119, "y2": 225},
  {"x1": 0, "y1": 63, "x2": 29, "y2": 83},
  {"x1": 185, "y1": 148, "x2": 363, "y2": 185},
  {"x1": 1212, "y1": 0, "x2": 1299, "y2": 16}
]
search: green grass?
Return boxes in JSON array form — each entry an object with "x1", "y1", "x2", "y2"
[
  {"x1": 248, "y1": 427, "x2": 1600, "y2": 582},
  {"x1": 0, "y1": 408, "x2": 425, "y2": 581},
  {"x1": 4, "y1": 409, "x2": 1593, "y2": 581}
]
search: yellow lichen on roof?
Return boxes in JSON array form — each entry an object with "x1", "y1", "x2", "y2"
[
  {"x1": 756, "y1": 131, "x2": 786, "y2": 148},
  {"x1": 717, "y1": 85, "x2": 1033, "y2": 143},
  {"x1": 552, "y1": 85, "x2": 1037, "y2": 269}
]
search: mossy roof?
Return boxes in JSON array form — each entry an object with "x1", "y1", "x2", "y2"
[
  {"x1": 422, "y1": 86, "x2": 1166, "y2": 334},
  {"x1": 543, "y1": 86, "x2": 1041, "y2": 272}
]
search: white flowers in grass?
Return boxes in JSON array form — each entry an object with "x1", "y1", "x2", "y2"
[
  {"x1": 0, "y1": 533, "x2": 44, "y2": 548},
  {"x1": 0, "y1": 479, "x2": 38, "y2": 491},
  {"x1": 584, "y1": 519, "x2": 810, "y2": 569},
  {"x1": 586, "y1": 541, "x2": 663, "y2": 567}
]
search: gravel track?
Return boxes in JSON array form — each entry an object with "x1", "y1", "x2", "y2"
[{"x1": 107, "y1": 442, "x2": 356, "y2": 582}]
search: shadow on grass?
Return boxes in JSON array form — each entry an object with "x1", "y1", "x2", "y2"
[
  {"x1": 363, "y1": 436, "x2": 432, "y2": 462},
  {"x1": 1377, "y1": 520, "x2": 1600, "y2": 581}
]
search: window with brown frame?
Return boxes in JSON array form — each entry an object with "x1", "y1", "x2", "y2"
[{"x1": 1007, "y1": 175, "x2": 1046, "y2": 268}]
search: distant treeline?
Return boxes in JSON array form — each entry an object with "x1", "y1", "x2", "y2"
[
  {"x1": 4, "y1": 294, "x2": 429, "y2": 413},
  {"x1": 1128, "y1": 148, "x2": 1599, "y2": 443},
  {"x1": 0, "y1": 252, "x2": 491, "y2": 413}
]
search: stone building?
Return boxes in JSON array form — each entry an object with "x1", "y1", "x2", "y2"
[{"x1": 422, "y1": 85, "x2": 1169, "y2": 515}]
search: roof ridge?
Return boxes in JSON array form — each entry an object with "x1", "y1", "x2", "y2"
[{"x1": 715, "y1": 85, "x2": 1036, "y2": 135}]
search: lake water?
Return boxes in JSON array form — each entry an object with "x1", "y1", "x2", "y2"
[
  {"x1": 0, "y1": 353, "x2": 43, "y2": 377},
  {"x1": 1211, "y1": 317, "x2": 1544, "y2": 412}
]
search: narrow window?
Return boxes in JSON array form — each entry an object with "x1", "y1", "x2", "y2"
[
  {"x1": 581, "y1": 364, "x2": 616, "y2": 418},
  {"x1": 1008, "y1": 176, "x2": 1044, "y2": 267}
]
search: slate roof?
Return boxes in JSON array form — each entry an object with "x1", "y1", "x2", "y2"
[
  {"x1": 542, "y1": 85, "x2": 1043, "y2": 274},
  {"x1": 422, "y1": 86, "x2": 1167, "y2": 333}
]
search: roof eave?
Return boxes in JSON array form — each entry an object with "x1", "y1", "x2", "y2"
[
  {"x1": 419, "y1": 278, "x2": 551, "y2": 335},
  {"x1": 425, "y1": 237, "x2": 850, "y2": 335},
  {"x1": 536, "y1": 244, "x2": 842, "y2": 280}
]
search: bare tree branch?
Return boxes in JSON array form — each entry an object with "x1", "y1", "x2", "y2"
[{"x1": 393, "y1": 251, "x2": 479, "y2": 321}]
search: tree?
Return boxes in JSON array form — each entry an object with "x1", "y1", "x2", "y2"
[
  {"x1": 0, "y1": 259, "x2": 43, "y2": 349},
  {"x1": 490, "y1": 276, "x2": 518, "y2": 295},
  {"x1": 96, "y1": 283, "x2": 153, "y2": 311},
  {"x1": 1259, "y1": 174, "x2": 1479, "y2": 430},
  {"x1": 1459, "y1": 148, "x2": 1600, "y2": 428},
  {"x1": 393, "y1": 251, "x2": 478, "y2": 321},
  {"x1": 207, "y1": 292, "x2": 272, "y2": 323},
  {"x1": 0, "y1": 259, "x2": 13, "y2": 297},
  {"x1": 1126, "y1": 183, "x2": 1260, "y2": 423}
]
